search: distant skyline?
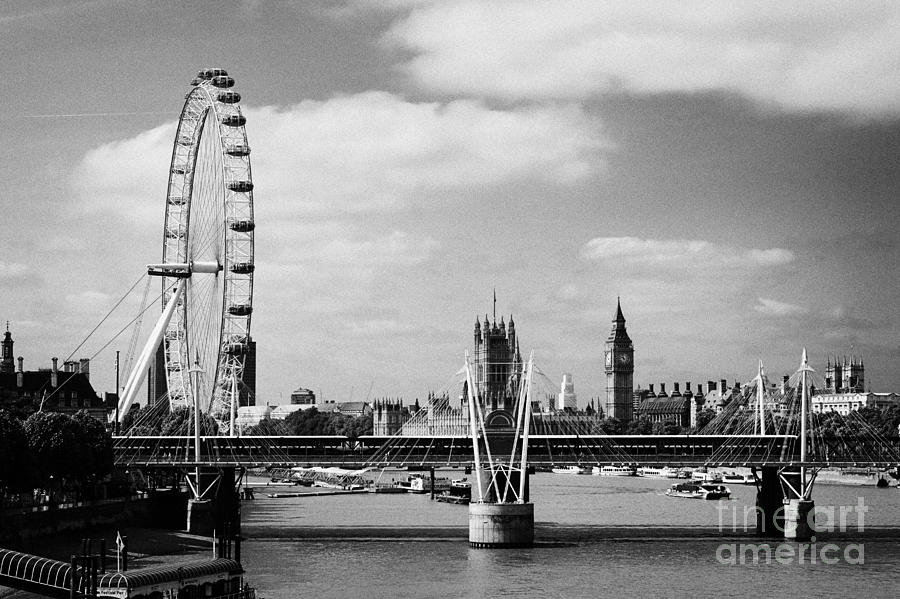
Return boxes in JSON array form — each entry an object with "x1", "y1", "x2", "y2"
[{"x1": 2, "y1": 1, "x2": 900, "y2": 406}]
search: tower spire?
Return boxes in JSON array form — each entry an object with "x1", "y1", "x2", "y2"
[
  {"x1": 493, "y1": 288, "x2": 496, "y2": 322},
  {"x1": 614, "y1": 296, "x2": 625, "y2": 324}
]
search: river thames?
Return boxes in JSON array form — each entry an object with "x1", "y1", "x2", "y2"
[{"x1": 240, "y1": 473, "x2": 900, "y2": 598}]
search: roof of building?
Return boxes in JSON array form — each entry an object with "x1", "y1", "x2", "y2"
[
  {"x1": 636, "y1": 397, "x2": 689, "y2": 415},
  {"x1": 0, "y1": 548, "x2": 72, "y2": 593},
  {"x1": 237, "y1": 405, "x2": 271, "y2": 416},
  {"x1": 337, "y1": 401, "x2": 370, "y2": 412},
  {"x1": 291, "y1": 387, "x2": 315, "y2": 395},
  {"x1": 271, "y1": 404, "x2": 304, "y2": 417},
  {"x1": 0, "y1": 370, "x2": 101, "y2": 403},
  {"x1": 98, "y1": 558, "x2": 242, "y2": 590}
]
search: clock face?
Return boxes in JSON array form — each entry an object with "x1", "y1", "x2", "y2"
[{"x1": 618, "y1": 354, "x2": 631, "y2": 366}]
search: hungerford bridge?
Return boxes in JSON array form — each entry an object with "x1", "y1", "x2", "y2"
[
  {"x1": 114, "y1": 349, "x2": 900, "y2": 548},
  {"x1": 64, "y1": 68, "x2": 900, "y2": 550}
]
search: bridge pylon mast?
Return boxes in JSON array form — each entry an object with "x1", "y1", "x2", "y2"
[
  {"x1": 465, "y1": 351, "x2": 535, "y2": 548},
  {"x1": 779, "y1": 347, "x2": 817, "y2": 541}
]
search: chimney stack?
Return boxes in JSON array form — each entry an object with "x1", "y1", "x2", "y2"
[
  {"x1": 708, "y1": 380, "x2": 716, "y2": 392},
  {"x1": 17, "y1": 357, "x2": 24, "y2": 387},
  {"x1": 51, "y1": 357, "x2": 58, "y2": 388},
  {"x1": 659, "y1": 383, "x2": 667, "y2": 396},
  {"x1": 720, "y1": 379, "x2": 727, "y2": 393},
  {"x1": 79, "y1": 358, "x2": 90, "y2": 381}
]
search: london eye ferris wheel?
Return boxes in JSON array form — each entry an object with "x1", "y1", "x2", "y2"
[{"x1": 117, "y1": 67, "x2": 255, "y2": 434}]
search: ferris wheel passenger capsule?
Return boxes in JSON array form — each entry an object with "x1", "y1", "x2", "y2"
[
  {"x1": 217, "y1": 91, "x2": 241, "y2": 104},
  {"x1": 228, "y1": 219, "x2": 255, "y2": 232},
  {"x1": 221, "y1": 114, "x2": 246, "y2": 127},
  {"x1": 227, "y1": 180, "x2": 253, "y2": 193},
  {"x1": 228, "y1": 304, "x2": 253, "y2": 317},
  {"x1": 211, "y1": 76, "x2": 235, "y2": 88},
  {"x1": 225, "y1": 144, "x2": 250, "y2": 157},
  {"x1": 230, "y1": 262, "x2": 255, "y2": 274}
]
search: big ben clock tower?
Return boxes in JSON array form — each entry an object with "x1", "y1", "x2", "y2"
[{"x1": 604, "y1": 299, "x2": 634, "y2": 422}]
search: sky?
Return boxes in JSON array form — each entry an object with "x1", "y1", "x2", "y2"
[{"x1": 2, "y1": 1, "x2": 900, "y2": 407}]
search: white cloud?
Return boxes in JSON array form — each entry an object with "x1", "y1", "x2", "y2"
[
  {"x1": 0, "y1": 261, "x2": 29, "y2": 279},
  {"x1": 65, "y1": 290, "x2": 112, "y2": 314},
  {"x1": 383, "y1": 0, "x2": 900, "y2": 116},
  {"x1": 71, "y1": 91, "x2": 604, "y2": 223},
  {"x1": 581, "y1": 237, "x2": 794, "y2": 267},
  {"x1": 347, "y1": 319, "x2": 417, "y2": 335},
  {"x1": 754, "y1": 297, "x2": 807, "y2": 317}
]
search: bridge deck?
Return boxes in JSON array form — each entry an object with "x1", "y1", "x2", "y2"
[{"x1": 113, "y1": 434, "x2": 900, "y2": 469}]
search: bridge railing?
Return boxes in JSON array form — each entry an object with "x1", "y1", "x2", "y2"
[{"x1": 113, "y1": 434, "x2": 900, "y2": 468}]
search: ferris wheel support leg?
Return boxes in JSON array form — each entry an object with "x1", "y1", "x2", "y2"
[{"x1": 117, "y1": 279, "x2": 187, "y2": 423}]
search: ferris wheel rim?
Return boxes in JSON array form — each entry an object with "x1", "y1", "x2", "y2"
[{"x1": 160, "y1": 68, "x2": 255, "y2": 430}]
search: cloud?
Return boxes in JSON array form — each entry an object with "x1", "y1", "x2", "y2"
[
  {"x1": 754, "y1": 297, "x2": 807, "y2": 317},
  {"x1": 347, "y1": 318, "x2": 417, "y2": 335},
  {"x1": 0, "y1": 262, "x2": 30, "y2": 279},
  {"x1": 65, "y1": 290, "x2": 112, "y2": 314},
  {"x1": 70, "y1": 122, "x2": 175, "y2": 224},
  {"x1": 383, "y1": 0, "x2": 900, "y2": 116},
  {"x1": 581, "y1": 237, "x2": 795, "y2": 268},
  {"x1": 256, "y1": 225, "x2": 438, "y2": 315},
  {"x1": 71, "y1": 91, "x2": 605, "y2": 223}
]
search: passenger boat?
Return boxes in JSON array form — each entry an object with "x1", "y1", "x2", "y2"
[
  {"x1": 665, "y1": 482, "x2": 732, "y2": 499},
  {"x1": 690, "y1": 468, "x2": 722, "y2": 483},
  {"x1": 592, "y1": 465, "x2": 636, "y2": 476},
  {"x1": 722, "y1": 472, "x2": 755, "y2": 484},
  {"x1": 434, "y1": 478, "x2": 472, "y2": 504},
  {"x1": 398, "y1": 473, "x2": 452, "y2": 494},
  {"x1": 0, "y1": 547, "x2": 256, "y2": 599},
  {"x1": 551, "y1": 465, "x2": 589, "y2": 475},
  {"x1": 637, "y1": 466, "x2": 680, "y2": 478}
]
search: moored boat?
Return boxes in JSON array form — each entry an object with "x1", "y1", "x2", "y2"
[
  {"x1": 551, "y1": 465, "x2": 589, "y2": 475},
  {"x1": 691, "y1": 468, "x2": 722, "y2": 483},
  {"x1": 592, "y1": 465, "x2": 636, "y2": 476},
  {"x1": 435, "y1": 478, "x2": 472, "y2": 504},
  {"x1": 665, "y1": 482, "x2": 732, "y2": 499},
  {"x1": 637, "y1": 466, "x2": 680, "y2": 478},
  {"x1": 398, "y1": 473, "x2": 452, "y2": 494},
  {"x1": 722, "y1": 472, "x2": 755, "y2": 484}
]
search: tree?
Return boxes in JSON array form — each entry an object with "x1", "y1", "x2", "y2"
[
  {"x1": 625, "y1": 416, "x2": 653, "y2": 435},
  {"x1": 692, "y1": 409, "x2": 717, "y2": 433},
  {"x1": 0, "y1": 409, "x2": 30, "y2": 490},
  {"x1": 24, "y1": 411, "x2": 90, "y2": 482},
  {"x1": 72, "y1": 410, "x2": 114, "y2": 481},
  {"x1": 246, "y1": 418, "x2": 291, "y2": 436},
  {"x1": 160, "y1": 406, "x2": 219, "y2": 436},
  {"x1": 599, "y1": 417, "x2": 623, "y2": 434},
  {"x1": 343, "y1": 414, "x2": 373, "y2": 439},
  {"x1": 652, "y1": 419, "x2": 683, "y2": 435}
]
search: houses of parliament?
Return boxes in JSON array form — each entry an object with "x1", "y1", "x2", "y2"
[{"x1": 373, "y1": 298, "x2": 635, "y2": 434}]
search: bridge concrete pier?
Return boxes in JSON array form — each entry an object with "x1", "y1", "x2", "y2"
[
  {"x1": 468, "y1": 467, "x2": 533, "y2": 548},
  {"x1": 186, "y1": 467, "x2": 240, "y2": 539},
  {"x1": 469, "y1": 502, "x2": 534, "y2": 548},
  {"x1": 186, "y1": 498, "x2": 214, "y2": 535},
  {"x1": 781, "y1": 469, "x2": 815, "y2": 541},
  {"x1": 755, "y1": 466, "x2": 783, "y2": 537}
]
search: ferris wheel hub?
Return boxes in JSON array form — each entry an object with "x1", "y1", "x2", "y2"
[{"x1": 147, "y1": 261, "x2": 223, "y2": 277}]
